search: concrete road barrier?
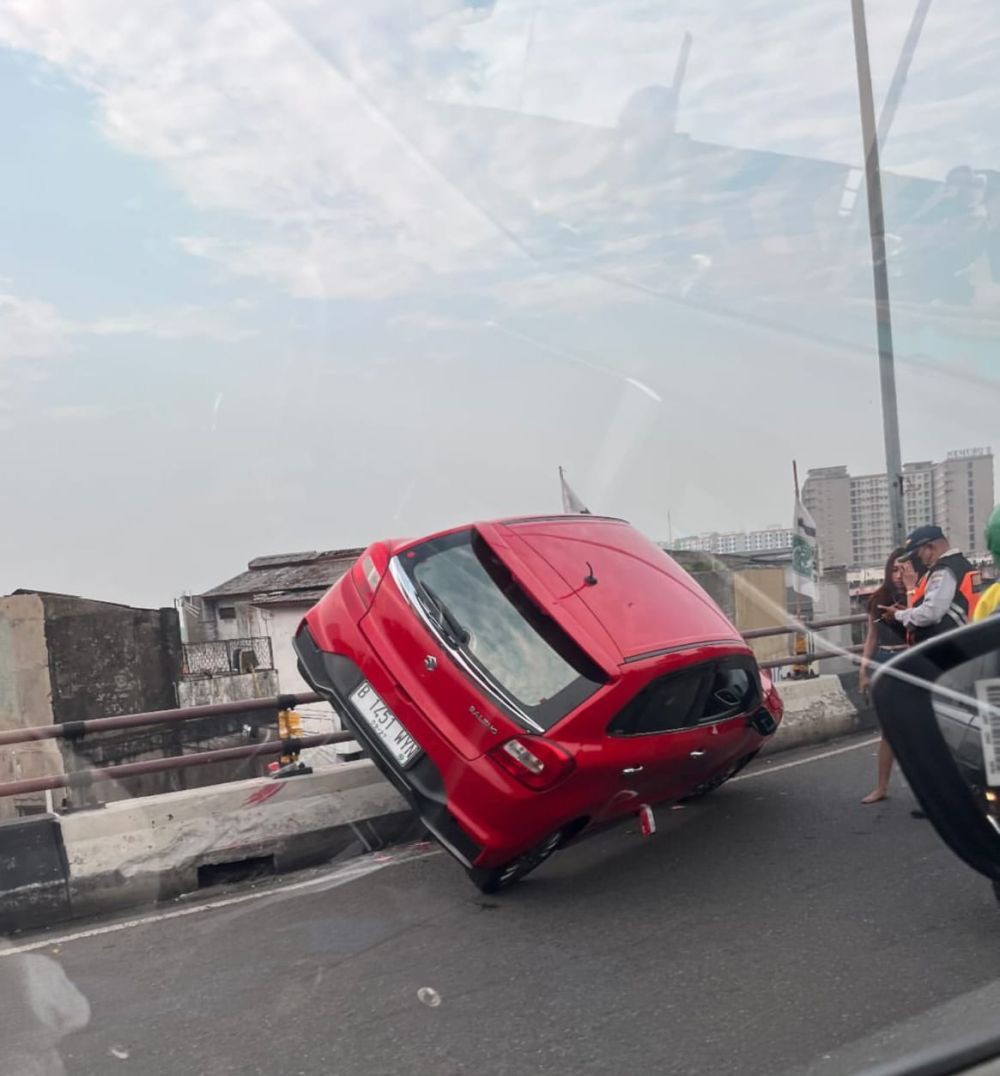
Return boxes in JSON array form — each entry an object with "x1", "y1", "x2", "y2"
[
  {"x1": 764, "y1": 674, "x2": 863, "y2": 754},
  {"x1": 0, "y1": 814, "x2": 71, "y2": 933},
  {"x1": 58, "y1": 762, "x2": 411, "y2": 921}
]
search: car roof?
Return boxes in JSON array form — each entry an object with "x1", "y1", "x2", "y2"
[{"x1": 480, "y1": 516, "x2": 744, "y2": 662}]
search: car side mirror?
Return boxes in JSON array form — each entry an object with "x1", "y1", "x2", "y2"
[{"x1": 871, "y1": 617, "x2": 1000, "y2": 884}]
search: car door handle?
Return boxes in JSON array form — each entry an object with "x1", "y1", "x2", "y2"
[
  {"x1": 689, "y1": 750, "x2": 707, "y2": 758},
  {"x1": 621, "y1": 766, "x2": 644, "y2": 775}
]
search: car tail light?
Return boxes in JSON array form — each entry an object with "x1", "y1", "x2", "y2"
[
  {"x1": 351, "y1": 543, "x2": 390, "y2": 608},
  {"x1": 488, "y1": 735, "x2": 575, "y2": 791},
  {"x1": 759, "y1": 671, "x2": 782, "y2": 715}
]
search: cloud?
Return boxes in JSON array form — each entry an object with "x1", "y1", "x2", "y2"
[
  {"x1": 0, "y1": 2, "x2": 509, "y2": 302},
  {"x1": 175, "y1": 234, "x2": 427, "y2": 302},
  {"x1": 86, "y1": 305, "x2": 256, "y2": 343},
  {"x1": 0, "y1": 292, "x2": 73, "y2": 361},
  {"x1": 446, "y1": 0, "x2": 997, "y2": 174},
  {"x1": 0, "y1": 285, "x2": 256, "y2": 362},
  {"x1": 0, "y1": 2, "x2": 665, "y2": 305},
  {"x1": 0, "y1": 0, "x2": 995, "y2": 317}
]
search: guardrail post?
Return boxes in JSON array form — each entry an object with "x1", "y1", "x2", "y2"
[{"x1": 270, "y1": 695, "x2": 313, "y2": 779}]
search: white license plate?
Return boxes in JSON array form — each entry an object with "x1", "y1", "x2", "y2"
[{"x1": 349, "y1": 681, "x2": 422, "y2": 768}]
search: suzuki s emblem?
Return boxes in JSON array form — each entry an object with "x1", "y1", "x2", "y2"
[
  {"x1": 469, "y1": 705, "x2": 498, "y2": 735},
  {"x1": 424, "y1": 655, "x2": 437, "y2": 671}
]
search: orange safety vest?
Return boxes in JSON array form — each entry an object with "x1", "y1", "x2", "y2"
[
  {"x1": 908, "y1": 553, "x2": 982, "y2": 644},
  {"x1": 910, "y1": 572, "x2": 928, "y2": 606}
]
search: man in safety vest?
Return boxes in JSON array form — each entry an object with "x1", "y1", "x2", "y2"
[{"x1": 879, "y1": 524, "x2": 982, "y2": 643}]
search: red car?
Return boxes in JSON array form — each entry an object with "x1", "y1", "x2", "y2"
[{"x1": 294, "y1": 515, "x2": 783, "y2": 891}]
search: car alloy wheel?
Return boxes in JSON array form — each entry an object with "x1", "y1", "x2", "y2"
[{"x1": 467, "y1": 829, "x2": 563, "y2": 894}]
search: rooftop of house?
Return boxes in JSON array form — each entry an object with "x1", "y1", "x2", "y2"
[{"x1": 199, "y1": 549, "x2": 365, "y2": 601}]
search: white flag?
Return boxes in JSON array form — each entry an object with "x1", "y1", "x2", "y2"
[
  {"x1": 559, "y1": 467, "x2": 591, "y2": 514},
  {"x1": 791, "y1": 498, "x2": 819, "y2": 599}
]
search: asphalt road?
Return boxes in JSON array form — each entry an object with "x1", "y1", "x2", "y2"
[{"x1": 4, "y1": 733, "x2": 1000, "y2": 1076}]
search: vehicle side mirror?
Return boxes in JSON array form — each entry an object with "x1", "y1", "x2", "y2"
[{"x1": 871, "y1": 617, "x2": 1000, "y2": 883}]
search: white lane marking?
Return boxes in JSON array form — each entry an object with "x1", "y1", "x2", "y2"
[
  {"x1": 0, "y1": 845, "x2": 439, "y2": 959},
  {"x1": 732, "y1": 736, "x2": 881, "y2": 782}
]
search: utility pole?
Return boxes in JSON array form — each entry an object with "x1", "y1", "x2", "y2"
[{"x1": 850, "y1": 0, "x2": 907, "y2": 548}]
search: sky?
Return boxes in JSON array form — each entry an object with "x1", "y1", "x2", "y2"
[{"x1": 0, "y1": 0, "x2": 998, "y2": 608}]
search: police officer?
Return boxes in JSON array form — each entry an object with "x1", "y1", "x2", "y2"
[{"x1": 879, "y1": 524, "x2": 981, "y2": 641}]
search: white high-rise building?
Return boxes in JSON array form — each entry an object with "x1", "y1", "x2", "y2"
[
  {"x1": 802, "y1": 448, "x2": 994, "y2": 569},
  {"x1": 674, "y1": 526, "x2": 793, "y2": 556}
]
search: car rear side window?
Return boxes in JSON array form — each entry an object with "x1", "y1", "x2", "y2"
[
  {"x1": 401, "y1": 529, "x2": 606, "y2": 729},
  {"x1": 701, "y1": 664, "x2": 761, "y2": 724},
  {"x1": 609, "y1": 657, "x2": 761, "y2": 736}
]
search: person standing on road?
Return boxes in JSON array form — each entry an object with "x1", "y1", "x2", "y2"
[
  {"x1": 860, "y1": 547, "x2": 908, "y2": 804},
  {"x1": 879, "y1": 525, "x2": 982, "y2": 643},
  {"x1": 973, "y1": 506, "x2": 1000, "y2": 622},
  {"x1": 878, "y1": 525, "x2": 982, "y2": 818}
]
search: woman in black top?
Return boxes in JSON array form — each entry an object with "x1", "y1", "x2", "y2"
[{"x1": 860, "y1": 548, "x2": 909, "y2": 804}]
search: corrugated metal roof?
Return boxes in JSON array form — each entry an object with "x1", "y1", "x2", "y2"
[
  {"x1": 252, "y1": 588, "x2": 330, "y2": 607},
  {"x1": 200, "y1": 549, "x2": 364, "y2": 600},
  {"x1": 247, "y1": 551, "x2": 323, "y2": 569}
]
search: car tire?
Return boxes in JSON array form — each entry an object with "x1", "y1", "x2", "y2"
[
  {"x1": 679, "y1": 750, "x2": 760, "y2": 803},
  {"x1": 466, "y1": 830, "x2": 563, "y2": 894}
]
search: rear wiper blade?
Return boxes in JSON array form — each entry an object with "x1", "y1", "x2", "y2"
[{"x1": 413, "y1": 577, "x2": 470, "y2": 648}]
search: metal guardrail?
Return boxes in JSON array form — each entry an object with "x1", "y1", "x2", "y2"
[
  {"x1": 759, "y1": 645, "x2": 864, "y2": 670},
  {"x1": 742, "y1": 613, "x2": 867, "y2": 640},
  {"x1": 0, "y1": 730, "x2": 355, "y2": 799},
  {"x1": 746, "y1": 613, "x2": 867, "y2": 670},
  {"x1": 1, "y1": 617, "x2": 865, "y2": 751},
  {"x1": 0, "y1": 692, "x2": 321, "y2": 748},
  {"x1": 0, "y1": 613, "x2": 868, "y2": 799}
]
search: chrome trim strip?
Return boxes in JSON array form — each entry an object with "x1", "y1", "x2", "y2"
[
  {"x1": 388, "y1": 556, "x2": 544, "y2": 733},
  {"x1": 622, "y1": 638, "x2": 743, "y2": 665}
]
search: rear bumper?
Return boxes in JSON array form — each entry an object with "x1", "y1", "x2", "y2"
[{"x1": 293, "y1": 623, "x2": 483, "y2": 868}]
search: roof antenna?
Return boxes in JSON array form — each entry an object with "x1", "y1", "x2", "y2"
[{"x1": 584, "y1": 562, "x2": 598, "y2": 587}]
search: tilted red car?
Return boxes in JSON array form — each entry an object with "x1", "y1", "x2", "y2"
[{"x1": 294, "y1": 515, "x2": 783, "y2": 891}]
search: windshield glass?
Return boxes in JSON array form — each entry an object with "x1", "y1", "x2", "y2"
[{"x1": 405, "y1": 530, "x2": 604, "y2": 723}]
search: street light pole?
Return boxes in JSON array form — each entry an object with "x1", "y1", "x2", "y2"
[{"x1": 850, "y1": 0, "x2": 907, "y2": 548}]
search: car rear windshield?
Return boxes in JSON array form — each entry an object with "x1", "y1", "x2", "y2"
[
  {"x1": 400, "y1": 529, "x2": 606, "y2": 729},
  {"x1": 608, "y1": 657, "x2": 762, "y2": 737}
]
